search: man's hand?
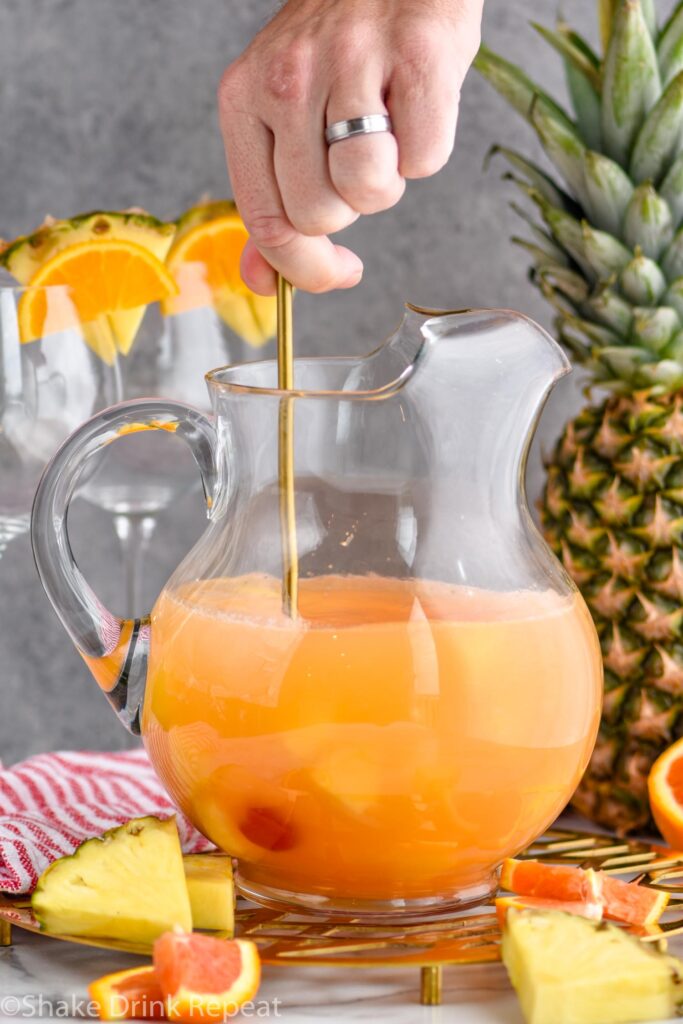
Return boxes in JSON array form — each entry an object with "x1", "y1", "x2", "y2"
[{"x1": 218, "y1": 0, "x2": 483, "y2": 294}]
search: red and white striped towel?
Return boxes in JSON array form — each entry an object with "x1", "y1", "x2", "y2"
[{"x1": 0, "y1": 749, "x2": 213, "y2": 894}]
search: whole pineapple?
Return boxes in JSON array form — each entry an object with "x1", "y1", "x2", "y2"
[{"x1": 476, "y1": 0, "x2": 683, "y2": 833}]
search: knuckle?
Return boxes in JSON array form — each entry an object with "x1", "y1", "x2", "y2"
[
  {"x1": 264, "y1": 39, "x2": 314, "y2": 103},
  {"x1": 217, "y1": 61, "x2": 245, "y2": 113},
  {"x1": 331, "y1": 19, "x2": 374, "y2": 67},
  {"x1": 460, "y1": 24, "x2": 482, "y2": 68},
  {"x1": 244, "y1": 212, "x2": 295, "y2": 251},
  {"x1": 394, "y1": 19, "x2": 444, "y2": 73}
]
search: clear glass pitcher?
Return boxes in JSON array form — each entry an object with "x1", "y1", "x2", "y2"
[{"x1": 31, "y1": 307, "x2": 602, "y2": 919}]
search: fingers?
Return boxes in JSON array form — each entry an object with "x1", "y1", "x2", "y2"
[
  {"x1": 326, "y1": 65, "x2": 405, "y2": 216},
  {"x1": 387, "y1": 34, "x2": 460, "y2": 179},
  {"x1": 239, "y1": 237, "x2": 361, "y2": 296},
  {"x1": 218, "y1": 91, "x2": 362, "y2": 294},
  {"x1": 272, "y1": 87, "x2": 358, "y2": 238},
  {"x1": 217, "y1": 0, "x2": 484, "y2": 295}
]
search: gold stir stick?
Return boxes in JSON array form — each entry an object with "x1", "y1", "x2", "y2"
[{"x1": 276, "y1": 274, "x2": 299, "y2": 618}]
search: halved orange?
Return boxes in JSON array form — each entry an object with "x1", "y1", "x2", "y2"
[
  {"x1": 18, "y1": 239, "x2": 177, "y2": 360},
  {"x1": 153, "y1": 932, "x2": 261, "y2": 1022},
  {"x1": 89, "y1": 965, "x2": 165, "y2": 1021},
  {"x1": 495, "y1": 894, "x2": 603, "y2": 926},
  {"x1": 164, "y1": 210, "x2": 276, "y2": 347},
  {"x1": 650, "y1": 736, "x2": 683, "y2": 850},
  {"x1": 501, "y1": 858, "x2": 669, "y2": 926}
]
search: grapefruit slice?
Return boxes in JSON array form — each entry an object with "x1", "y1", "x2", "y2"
[
  {"x1": 89, "y1": 966, "x2": 165, "y2": 1021},
  {"x1": 164, "y1": 199, "x2": 276, "y2": 347},
  {"x1": 650, "y1": 736, "x2": 683, "y2": 850},
  {"x1": 18, "y1": 239, "x2": 177, "y2": 359},
  {"x1": 501, "y1": 859, "x2": 670, "y2": 926},
  {"x1": 495, "y1": 895, "x2": 603, "y2": 926},
  {"x1": 153, "y1": 932, "x2": 261, "y2": 1022}
]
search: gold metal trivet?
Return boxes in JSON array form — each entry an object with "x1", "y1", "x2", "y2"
[
  {"x1": 4, "y1": 826, "x2": 683, "y2": 1007},
  {"x1": 276, "y1": 274, "x2": 298, "y2": 619}
]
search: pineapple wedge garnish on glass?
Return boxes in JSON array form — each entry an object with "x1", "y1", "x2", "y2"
[{"x1": 476, "y1": 1, "x2": 683, "y2": 834}]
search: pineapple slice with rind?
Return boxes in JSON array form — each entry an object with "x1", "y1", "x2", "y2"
[
  {"x1": 0, "y1": 210, "x2": 175, "y2": 281},
  {"x1": 32, "y1": 816, "x2": 192, "y2": 943},
  {"x1": 183, "y1": 853, "x2": 234, "y2": 934},
  {"x1": 503, "y1": 909, "x2": 683, "y2": 1024},
  {"x1": 0, "y1": 210, "x2": 175, "y2": 354}
]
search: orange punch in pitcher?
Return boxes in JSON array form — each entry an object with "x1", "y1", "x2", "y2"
[{"x1": 32, "y1": 307, "x2": 602, "y2": 919}]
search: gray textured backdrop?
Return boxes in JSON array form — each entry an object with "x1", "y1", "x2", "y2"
[{"x1": 0, "y1": 0, "x2": 596, "y2": 762}]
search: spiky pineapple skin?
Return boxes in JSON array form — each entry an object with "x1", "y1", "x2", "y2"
[
  {"x1": 542, "y1": 390, "x2": 683, "y2": 832},
  {"x1": 475, "y1": 0, "x2": 683, "y2": 833}
]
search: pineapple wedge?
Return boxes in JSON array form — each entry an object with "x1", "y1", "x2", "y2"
[
  {"x1": 183, "y1": 853, "x2": 234, "y2": 934},
  {"x1": 32, "y1": 816, "x2": 192, "y2": 943},
  {"x1": 503, "y1": 910, "x2": 683, "y2": 1024}
]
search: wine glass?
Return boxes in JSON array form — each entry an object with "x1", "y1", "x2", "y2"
[
  {"x1": 77, "y1": 299, "x2": 276, "y2": 615},
  {"x1": 0, "y1": 284, "x2": 121, "y2": 560}
]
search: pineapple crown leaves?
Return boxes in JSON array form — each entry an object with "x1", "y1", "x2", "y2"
[{"x1": 475, "y1": 0, "x2": 683, "y2": 394}]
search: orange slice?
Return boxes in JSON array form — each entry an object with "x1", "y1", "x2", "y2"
[
  {"x1": 600, "y1": 874, "x2": 670, "y2": 927},
  {"x1": 89, "y1": 966, "x2": 165, "y2": 1021},
  {"x1": 501, "y1": 859, "x2": 669, "y2": 926},
  {"x1": 167, "y1": 215, "x2": 248, "y2": 300},
  {"x1": 165, "y1": 214, "x2": 276, "y2": 347},
  {"x1": 500, "y1": 858, "x2": 598, "y2": 901},
  {"x1": 495, "y1": 895, "x2": 603, "y2": 926},
  {"x1": 153, "y1": 932, "x2": 261, "y2": 1023},
  {"x1": 18, "y1": 239, "x2": 177, "y2": 361},
  {"x1": 650, "y1": 736, "x2": 683, "y2": 850}
]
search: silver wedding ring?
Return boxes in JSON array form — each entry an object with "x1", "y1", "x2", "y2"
[{"x1": 325, "y1": 114, "x2": 393, "y2": 145}]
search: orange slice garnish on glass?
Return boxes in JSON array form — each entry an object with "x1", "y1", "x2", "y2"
[
  {"x1": 164, "y1": 214, "x2": 276, "y2": 348},
  {"x1": 18, "y1": 238, "x2": 177, "y2": 362}
]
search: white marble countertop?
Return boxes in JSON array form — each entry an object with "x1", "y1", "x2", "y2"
[{"x1": 1, "y1": 927, "x2": 683, "y2": 1024}]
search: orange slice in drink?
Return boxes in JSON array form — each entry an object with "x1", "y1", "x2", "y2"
[
  {"x1": 18, "y1": 239, "x2": 177, "y2": 361},
  {"x1": 649, "y1": 736, "x2": 683, "y2": 850},
  {"x1": 501, "y1": 858, "x2": 670, "y2": 926},
  {"x1": 165, "y1": 202, "x2": 276, "y2": 347},
  {"x1": 89, "y1": 965, "x2": 165, "y2": 1020},
  {"x1": 154, "y1": 932, "x2": 261, "y2": 1023}
]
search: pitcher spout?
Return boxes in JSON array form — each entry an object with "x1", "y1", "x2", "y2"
[
  {"x1": 408, "y1": 305, "x2": 570, "y2": 391},
  {"x1": 399, "y1": 306, "x2": 571, "y2": 437}
]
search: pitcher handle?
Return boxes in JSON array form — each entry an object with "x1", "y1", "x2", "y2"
[{"x1": 31, "y1": 398, "x2": 218, "y2": 735}]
